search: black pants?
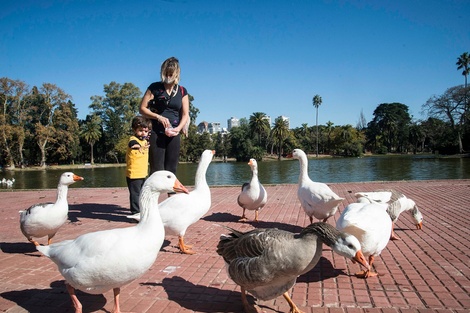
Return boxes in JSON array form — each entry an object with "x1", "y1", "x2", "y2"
[
  {"x1": 126, "y1": 177, "x2": 145, "y2": 214},
  {"x1": 148, "y1": 129, "x2": 180, "y2": 175}
]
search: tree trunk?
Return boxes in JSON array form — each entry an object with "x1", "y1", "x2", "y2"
[
  {"x1": 90, "y1": 143, "x2": 94, "y2": 165},
  {"x1": 1, "y1": 131, "x2": 15, "y2": 169},
  {"x1": 38, "y1": 140, "x2": 47, "y2": 168},
  {"x1": 458, "y1": 132, "x2": 463, "y2": 153},
  {"x1": 18, "y1": 141, "x2": 25, "y2": 168}
]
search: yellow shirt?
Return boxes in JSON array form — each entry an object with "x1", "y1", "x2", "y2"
[{"x1": 126, "y1": 136, "x2": 149, "y2": 179}]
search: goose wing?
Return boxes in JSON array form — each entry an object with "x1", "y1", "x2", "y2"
[{"x1": 217, "y1": 227, "x2": 301, "y2": 300}]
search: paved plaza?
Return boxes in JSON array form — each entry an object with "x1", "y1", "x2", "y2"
[{"x1": 1, "y1": 179, "x2": 469, "y2": 312}]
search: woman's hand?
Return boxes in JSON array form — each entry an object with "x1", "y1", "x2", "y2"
[
  {"x1": 165, "y1": 127, "x2": 179, "y2": 137},
  {"x1": 158, "y1": 115, "x2": 171, "y2": 128}
]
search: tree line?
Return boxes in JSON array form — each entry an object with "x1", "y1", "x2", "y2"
[{"x1": 1, "y1": 53, "x2": 469, "y2": 168}]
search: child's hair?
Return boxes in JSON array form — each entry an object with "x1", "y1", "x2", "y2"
[{"x1": 131, "y1": 116, "x2": 152, "y2": 131}]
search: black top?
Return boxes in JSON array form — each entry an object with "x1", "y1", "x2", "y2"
[{"x1": 147, "y1": 82, "x2": 188, "y2": 133}]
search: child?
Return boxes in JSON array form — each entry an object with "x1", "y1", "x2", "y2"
[{"x1": 126, "y1": 116, "x2": 151, "y2": 215}]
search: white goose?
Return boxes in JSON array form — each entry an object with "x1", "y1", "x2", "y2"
[
  {"x1": 336, "y1": 201, "x2": 392, "y2": 278},
  {"x1": 355, "y1": 189, "x2": 423, "y2": 240},
  {"x1": 157, "y1": 149, "x2": 215, "y2": 254},
  {"x1": 237, "y1": 158, "x2": 267, "y2": 222},
  {"x1": 20, "y1": 172, "x2": 84, "y2": 246},
  {"x1": 217, "y1": 222, "x2": 369, "y2": 313},
  {"x1": 36, "y1": 171, "x2": 188, "y2": 313},
  {"x1": 291, "y1": 149, "x2": 344, "y2": 223}
]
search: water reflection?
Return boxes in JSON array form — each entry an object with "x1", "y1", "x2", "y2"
[{"x1": 1, "y1": 155, "x2": 469, "y2": 190}]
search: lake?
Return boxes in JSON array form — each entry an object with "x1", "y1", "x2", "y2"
[{"x1": 1, "y1": 155, "x2": 470, "y2": 190}]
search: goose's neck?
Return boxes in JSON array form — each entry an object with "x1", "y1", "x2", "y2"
[
  {"x1": 298, "y1": 156, "x2": 310, "y2": 182},
  {"x1": 194, "y1": 160, "x2": 210, "y2": 189},
  {"x1": 296, "y1": 223, "x2": 327, "y2": 274},
  {"x1": 251, "y1": 168, "x2": 259, "y2": 183},
  {"x1": 299, "y1": 222, "x2": 339, "y2": 247},
  {"x1": 138, "y1": 187, "x2": 163, "y2": 227},
  {"x1": 56, "y1": 185, "x2": 69, "y2": 203},
  {"x1": 410, "y1": 205, "x2": 420, "y2": 215}
]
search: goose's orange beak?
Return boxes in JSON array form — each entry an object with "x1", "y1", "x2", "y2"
[
  {"x1": 416, "y1": 222, "x2": 423, "y2": 230},
  {"x1": 73, "y1": 175, "x2": 84, "y2": 181},
  {"x1": 352, "y1": 250, "x2": 370, "y2": 270},
  {"x1": 173, "y1": 179, "x2": 189, "y2": 194}
]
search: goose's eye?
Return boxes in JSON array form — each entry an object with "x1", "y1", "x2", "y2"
[
  {"x1": 167, "y1": 175, "x2": 172, "y2": 179},
  {"x1": 348, "y1": 244, "x2": 354, "y2": 249}
]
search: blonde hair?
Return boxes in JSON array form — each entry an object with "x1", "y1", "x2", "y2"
[{"x1": 160, "y1": 57, "x2": 181, "y2": 84}]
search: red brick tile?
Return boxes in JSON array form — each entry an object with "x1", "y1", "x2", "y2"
[{"x1": 1, "y1": 180, "x2": 469, "y2": 313}]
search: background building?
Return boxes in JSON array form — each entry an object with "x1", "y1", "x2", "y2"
[
  {"x1": 227, "y1": 117, "x2": 239, "y2": 130},
  {"x1": 197, "y1": 121, "x2": 209, "y2": 133},
  {"x1": 208, "y1": 122, "x2": 221, "y2": 134}
]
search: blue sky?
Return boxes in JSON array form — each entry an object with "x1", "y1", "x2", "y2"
[{"x1": 2, "y1": 0, "x2": 469, "y2": 129}]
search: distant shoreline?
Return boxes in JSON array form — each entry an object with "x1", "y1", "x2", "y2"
[{"x1": 2, "y1": 153, "x2": 468, "y2": 172}]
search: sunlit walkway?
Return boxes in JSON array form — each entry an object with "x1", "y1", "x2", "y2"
[{"x1": 1, "y1": 180, "x2": 469, "y2": 312}]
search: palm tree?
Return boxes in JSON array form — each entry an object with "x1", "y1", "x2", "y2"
[
  {"x1": 456, "y1": 52, "x2": 470, "y2": 88},
  {"x1": 249, "y1": 112, "x2": 270, "y2": 146},
  {"x1": 271, "y1": 116, "x2": 290, "y2": 159},
  {"x1": 456, "y1": 52, "x2": 470, "y2": 115},
  {"x1": 312, "y1": 94, "x2": 322, "y2": 157},
  {"x1": 325, "y1": 120, "x2": 334, "y2": 154},
  {"x1": 80, "y1": 115, "x2": 102, "y2": 164}
]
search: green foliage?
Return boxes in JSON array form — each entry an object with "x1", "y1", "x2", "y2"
[
  {"x1": 456, "y1": 52, "x2": 469, "y2": 87},
  {"x1": 79, "y1": 115, "x2": 102, "y2": 164},
  {"x1": 420, "y1": 118, "x2": 459, "y2": 154},
  {"x1": 181, "y1": 126, "x2": 214, "y2": 163},
  {"x1": 213, "y1": 132, "x2": 231, "y2": 160},
  {"x1": 50, "y1": 100, "x2": 80, "y2": 163},
  {"x1": 229, "y1": 124, "x2": 253, "y2": 161},
  {"x1": 89, "y1": 81, "x2": 142, "y2": 162},
  {"x1": 367, "y1": 103, "x2": 412, "y2": 153},
  {"x1": 271, "y1": 116, "x2": 290, "y2": 159},
  {"x1": 249, "y1": 112, "x2": 270, "y2": 146},
  {"x1": 2, "y1": 74, "x2": 470, "y2": 168},
  {"x1": 422, "y1": 85, "x2": 470, "y2": 153}
]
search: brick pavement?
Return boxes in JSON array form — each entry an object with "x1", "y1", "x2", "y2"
[{"x1": 0, "y1": 180, "x2": 469, "y2": 313}]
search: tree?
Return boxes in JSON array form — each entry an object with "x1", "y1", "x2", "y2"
[
  {"x1": 292, "y1": 123, "x2": 312, "y2": 153},
  {"x1": 213, "y1": 132, "x2": 230, "y2": 162},
  {"x1": 89, "y1": 82, "x2": 141, "y2": 162},
  {"x1": 229, "y1": 123, "x2": 253, "y2": 161},
  {"x1": 356, "y1": 109, "x2": 367, "y2": 131},
  {"x1": 420, "y1": 118, "x2": 457, "y2": 154},
  {"x1": 422, "y1": 85, "x2": 469, "y2": 153},
  {"x1": 456, "y1": 52, "x2": 470, "y2": 120},
  {"x1": 409, "y1": 121, "x2": 426, "y2": 153},
  {"x1": 312, "y1": 94, "x2": 322, "y2": 157},
  {"x1": 29, "y1": 83, "x2": 72, "y2": 167},
  {"x1": 325, "y1": 121, "x2": 335, "y2": 154},
  {"x1": 331, "y1": 124, "x2": 365, "y2": 157},
  {"x1": 188, "y1": 94, "x2": 199, "y2": 125},
  {"x1": 367, "y1": 103, "x2": 412, "y2": 153},
  {"x1": 456, "y1": 52, "x2": 470, "y2": 88},
  {"x1": 80, "y1": 115, "x2": 102, "y2": 164},
  {"x1": 51, "y1": 100, "x2": 80, "y2": 164},
  {"x1": 271, "y1": 116, "x2": 290, "y2": 159},
  {"x1": 249, "y1": 112, "x2": 270, "y2": 146},
  {"x1": 0, "y1": 78, "x2": 30, "y2": 168}
]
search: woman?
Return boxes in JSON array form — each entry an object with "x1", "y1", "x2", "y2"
[{"x1": 140, "y1": 57, "x2": 189, "y2": 176}]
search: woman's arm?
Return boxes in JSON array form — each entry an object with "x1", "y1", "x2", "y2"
[
  {"x1": 173, "y1": 94, "x2": 189, "y2": 134},
  {"x1": 139, "y1": 89, "x2": 171, "y2": 128}
]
